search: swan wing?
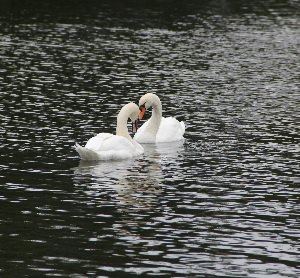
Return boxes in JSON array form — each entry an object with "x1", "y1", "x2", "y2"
[
  {"x1": 101, "y1": 135, "x2": 136, "y2": 152},
  {"x1": 85, "y1": 133, "x2": 113, "y2": 151},
  {"x1": 75, "y1": 143, "x2": 101, "y2": 160},
  {"x1": 76, "y1": 135, "x2": 143, "y2": 160},
  {"x1": 156, "y1": 117, "x2": 185, "y2": 143},
  {"x1": 100, "y1": 135, "x2": 144, "y2": 159},
  {"x1": 134, "y1": 117, "x2": 185, "y2": 143}
]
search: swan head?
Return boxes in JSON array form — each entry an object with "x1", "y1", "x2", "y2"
[
  {"x1": 138, "y1": 93, "x2": 160, "y2": 120},
  {"x1": 124, "y1": 102, "x2": 139, "y2": 121},
  {"x1": 121, "y1": 102, "x2": 140, "y2": 133}
]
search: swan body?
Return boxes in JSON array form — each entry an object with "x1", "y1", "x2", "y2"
[
  {"x1": 75, "y1": 103, "x2": 144, "y2": 160},
  {"x1": 134, "y1": 93, "x2": 185, "y2": 143}
]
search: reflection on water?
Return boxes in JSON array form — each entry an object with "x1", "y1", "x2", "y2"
[
  {"x1": 0, "y1": 0, "x2": 299, "y2": 277},
  {"x1": 73, "y1": 142, "x2": 184, "y2": 209}
]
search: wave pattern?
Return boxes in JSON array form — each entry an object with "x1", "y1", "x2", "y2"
[{"x1": 0, "y1": 0, "x2": 299, "y2": 277}]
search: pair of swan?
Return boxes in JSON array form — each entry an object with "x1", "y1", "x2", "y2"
[{"x1": 75, "y1": 93, "x2": 185, "y2": 160}]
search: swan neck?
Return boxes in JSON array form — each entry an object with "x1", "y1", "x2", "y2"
[
  {"x1": 116, "y1": 109, "x2": 132, "y2": 142},
  {"x1": 148, "y1": 97, "x2": 162, "y2": 131}
]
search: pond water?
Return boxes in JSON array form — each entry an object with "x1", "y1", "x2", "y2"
[{"x1": 0, "y1": 0, "x2": 299, "y2": 277}]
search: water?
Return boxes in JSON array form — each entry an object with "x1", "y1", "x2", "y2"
[{"x1": 0, "y1": 0, "x2": 299, "y2": 277}]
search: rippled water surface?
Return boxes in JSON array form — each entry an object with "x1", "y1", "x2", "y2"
[{"x1": 0, "y1": 0, "x2": 299, "y2": 277}]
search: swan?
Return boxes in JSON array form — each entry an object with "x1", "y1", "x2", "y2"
[
  {"x1": 75, "y1": 102, "x2": 144, "y2": 160},
  {"x1": 133, "y1": 93, "x2": 185, "y2": 143}
]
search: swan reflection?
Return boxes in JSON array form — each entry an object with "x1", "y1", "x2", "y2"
[{"x1": 73, "y1": 141, "x2": 184, "y2": 209}]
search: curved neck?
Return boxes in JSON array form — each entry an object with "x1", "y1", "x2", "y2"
[
  {"x1": 147, "y1": 96, "x2": 162, "y2": 133},
  {"x1": 116, "y1": 109, "x2": 133, "y2": 142}
]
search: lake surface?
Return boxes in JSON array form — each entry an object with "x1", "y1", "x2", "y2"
[{"x1": 0, "y1": 0, "x2": 299, "y2": 277}]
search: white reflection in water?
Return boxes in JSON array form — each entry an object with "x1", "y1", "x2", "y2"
[{"x1": 73, "y1": 141, "x2": 185, "y2": 209}]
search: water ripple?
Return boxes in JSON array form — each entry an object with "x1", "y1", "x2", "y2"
[{"x1": 0, "y1": 0, "x2": 299, "y2": 277}]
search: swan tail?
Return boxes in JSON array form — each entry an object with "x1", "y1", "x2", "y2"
[{"x1": 74, "y1": 143, "x2": 99, "y2": 160}]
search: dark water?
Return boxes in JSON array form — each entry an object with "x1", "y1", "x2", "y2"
[{"x1": 0, "y1": 0, "x2": 299, "y2": 277}]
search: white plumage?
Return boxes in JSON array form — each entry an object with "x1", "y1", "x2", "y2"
[
  {"x1": 75, "y1": 103, "x2": 144, "y2": 160},
  {"x1": 134, "y1": 93, "x2": 185, "y2": 143}
]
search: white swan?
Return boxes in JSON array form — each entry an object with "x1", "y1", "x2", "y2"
[
  {"x1": 134, "y1": 93, "x2": 185, "y2": 143},
  {"x1": 75, "y1": 102, "x2": 144, "y2": 160}
]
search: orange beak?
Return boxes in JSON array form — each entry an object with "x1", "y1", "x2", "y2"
[{"x1": 139, "y1": 106, "x2": 146, "y2": 120}]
